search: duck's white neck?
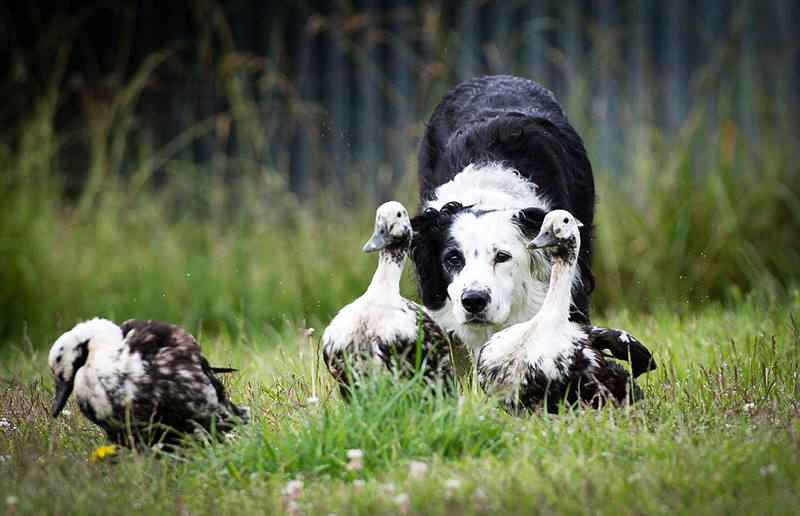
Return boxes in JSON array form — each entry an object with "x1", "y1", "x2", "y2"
[
  {"x1": 535, "y1": 242, "x2": 579, "y2": 324},
  {"x1": 366, "y1": 247, "x2": 406, "y2": 297}
]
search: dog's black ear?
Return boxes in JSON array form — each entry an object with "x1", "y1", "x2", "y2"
[
  {"x1": 512, "y1": 207, "x2": 546, "y2": 239},
  {"x1": 410, "y1": 208, "x2": 448, "y2": 310}
]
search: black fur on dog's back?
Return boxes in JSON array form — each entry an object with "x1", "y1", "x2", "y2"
[{"x1": 412, "y1": 75, "x2": 595, "y2": 323}]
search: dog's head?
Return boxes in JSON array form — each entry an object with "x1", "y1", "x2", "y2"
[{"x1": 411, "y1": 202, "x2": 549, "y2": 344}]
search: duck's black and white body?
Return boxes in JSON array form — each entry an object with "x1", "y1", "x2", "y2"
[
  {"x1": 477, "y1": 210, "x2": 656, "y2": 413},
  {"x1": 48, "y1": 318, "x2": 247, "y2": 447},
  {"x1": 322, "y1": 201, "x2": 455, "y2": 396}
]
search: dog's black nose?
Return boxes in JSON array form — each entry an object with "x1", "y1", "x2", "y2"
[{"x1": 461, "y1": 290, "x2": 489, "y2": 313}]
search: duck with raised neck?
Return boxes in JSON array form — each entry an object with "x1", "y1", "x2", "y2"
[{"x1": 477, "y1": 209, "x2": 656, "y2": 413}]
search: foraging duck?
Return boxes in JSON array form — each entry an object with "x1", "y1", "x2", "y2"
[
  {"x1": 49, "y1": 318, "x2": 248, "y2": 447},
  {"x1": 322, "y1": 201, "x2": 455, "y2": 397},
  {"x1": 477, "y1": 210, "x2": 656, "y2": 413}
]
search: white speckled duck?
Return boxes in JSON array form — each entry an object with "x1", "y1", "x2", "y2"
[
  {"x1": 322, "y1": 201, "x2": 455, "y2": 397},
  {"x1": 49, "y1": 318, "x2": 247, "y2": 447},
  {"x1": 477, "y1": 209, "x2": 656, "y2": 412}
]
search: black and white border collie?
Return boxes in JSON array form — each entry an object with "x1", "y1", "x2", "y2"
[{"x1": 410, "y1": 75, "x2": 596, "y2": 356}]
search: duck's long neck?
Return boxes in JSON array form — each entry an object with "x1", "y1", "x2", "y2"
[
  {"x1": 536, "y1": 239, "x2": 579, "y2": 323},
  {"x1": 366, "y1": 246, "x2": 406, "y2": 297}
]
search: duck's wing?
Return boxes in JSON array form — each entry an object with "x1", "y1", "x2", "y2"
[
  {"x1": 121, "y1": 319, "x2": 247, "y2": 431},
  {"x1": 403, "y1": 300, "x2": 455, "y2": 369},
  {"x1": 121, "y1": 319, "x2": 202, "y2": 354},
  {"x1": 583, "y1": 326, "x2": 656, "y2": 378}
]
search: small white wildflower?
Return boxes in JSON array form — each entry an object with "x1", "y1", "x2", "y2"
[
  {"x1": 352, "y1": 479, "x2": 365, "y2": 493},
  {"x1": 306, "y1": 396, "x2": 319, "y2": 404},
  {"x1": 346, "y1": 449, "x2": 363, "y2": 471},
  {"x1": 6, "y1": 496, "x2": 19, "y2": 507},
  {"x1": 0, "y1": 418, "x2": 10, "y2": 430},
  {"x1": 281, "y1": 480, "x2": 304, "y2": 503},
  {"x1": 444, "y1": 477, "x2": 462, "y2": 499},
  {"x1": 61, "y1": 409, "x2": 72, "y2": 417},
  {"x1": 760, "y1": 464, "x2": 777, "y2": 476},
  {"x1": 224, "y1": 432, "x2": 237, "y2": 440},
  {"x1": 408, "y1": 460, "x2": 428, "y2": 480},
  {"x1": 394, "y1": 493, "x2": 410, "y2": 514},
  {"x1": 286, "y1": 500, "x2": 301, "y2": 516},
  {"x1": 473, "y1": 487, "x2": 487, "y2": 501},
  {"x1": 743, "y1": 402, "x2": 756, "y2": 414},
  {"x1": 378, "y1": 482, "x2": 396, "y2": 495},
  {"x1": 445, "y1": 478, "x2": 462, "y2": 490}
]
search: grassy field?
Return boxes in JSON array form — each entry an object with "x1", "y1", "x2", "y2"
[
  {"x1": 2, "y1": 291, "x2": 799, "y2": 514},
  {"x1": 1, "y1": 93, "x2": 799, "y2": 515},
  {"x1": 2, "y1": 4, "x2": 799, "y2": 513}
]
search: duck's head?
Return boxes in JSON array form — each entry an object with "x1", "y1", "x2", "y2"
[
  {"x1": 363, "y1": 201, "x2": 412, "y2": 253},
  {"x1": 526, "y1": 209, "x2": 583, "y2": 259},
  {"x1": 48, "y1": 318, "x2": 122, "y2": 417}
]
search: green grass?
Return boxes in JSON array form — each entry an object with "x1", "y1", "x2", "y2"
[
  {"x1": 2, "y1": 3, "x2": 799, "y2": 513},
  {"x1": 2, "y1": 293, "x2": 799, "y2": 514}
]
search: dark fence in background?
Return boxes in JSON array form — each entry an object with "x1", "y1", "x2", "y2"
[{"x1": 2, "y1": 0, "x2": 798, "y2": 199}]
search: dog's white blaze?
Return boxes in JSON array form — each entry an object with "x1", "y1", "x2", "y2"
[
  {"x1": 424, "y1": 163, "x2": 550, "y2": 212},
  {"x1": 418, "y1": 163, "x2": 589, "y2": 354},
  {"x1": 439, "y1": 210, "x2": 550, "y2": 354}
]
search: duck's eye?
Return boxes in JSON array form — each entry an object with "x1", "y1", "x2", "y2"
[
  {"x1": 397, "y1": 211, "x2": 402, "y2": 218},
  {"x1": 444, "y1": 252, "x2": 463, "y2": 267},
  {"x1": 495, "y1": 251, "x2": 512, "y2": 263},
  {"x1": 563, "y1": 217, "x2": 569, "y2": 224}
]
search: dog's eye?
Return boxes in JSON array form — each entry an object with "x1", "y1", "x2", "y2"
[
  {"x1": 444, "y1": 252, "x2": 463, "y2": 267},
  {"x1": 563, "y1": 217, "x2": 569, "y2": 224},
  {"x1": 495, "y1": 251, "x2": 512, "y2": 263}
]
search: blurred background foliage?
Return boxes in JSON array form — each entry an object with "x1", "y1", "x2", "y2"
[{"x1": 0, "y1": 0, "x2": 798, "y2": 347}]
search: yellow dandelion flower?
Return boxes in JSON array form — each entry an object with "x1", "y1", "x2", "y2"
[{"x1": 90, "y1": 445, "x2": 117, "y2": 462}]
